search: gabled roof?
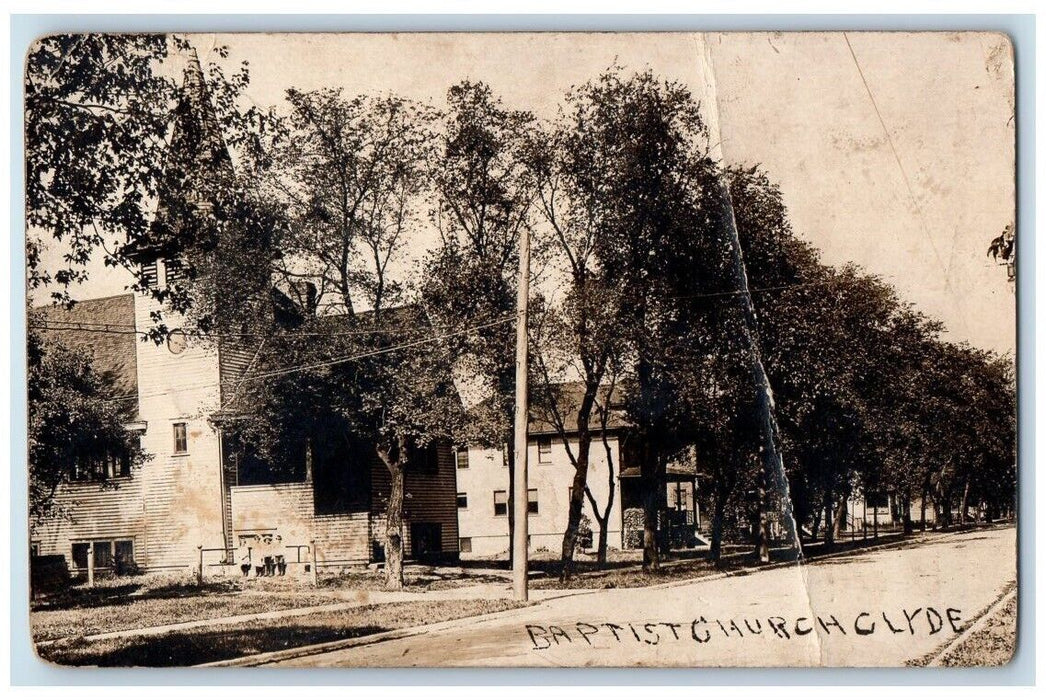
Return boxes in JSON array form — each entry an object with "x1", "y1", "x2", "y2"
[
  {"x1": 484, "y1": 380, "x2": 631, "y2": 436},
  {"x1": 34, "y1": 294, "x2": 139, "y2": 413},
  {"x1": 216, "y1": 304, "x2": 456, "y2": 416}
]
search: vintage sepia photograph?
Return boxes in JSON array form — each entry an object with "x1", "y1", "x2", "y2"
[{"x1": 23, "y1": 31, "x2": 1017, "y2": 668}]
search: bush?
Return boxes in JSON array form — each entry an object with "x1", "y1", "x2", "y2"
[
  {"x1": 623, "y1": 508, "x2": 645, "y2": 549},
  {"x1": 577, "y1": 515, "x2": 594, "y2": 551},
  {"x1": 31, "y1": 555, "x2": 71, "y2": 596}
]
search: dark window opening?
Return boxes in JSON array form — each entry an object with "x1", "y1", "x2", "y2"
[
  {"x1": 528, "y1": 488, "x2": 539, "y2": 514},
  {"x1": 313, "y1": 431, "x2": 370, "y2": 515},
  {"x1": 173, "y1": 423, "x2": 188, "y2": 454},
  {"x1": 410, "y1": 523, "x2": 442, "y2": 560},
  {"x1": 494, "y1": 490, "x2": 508, "y2": 517},
  {"x1": 407, "y1": 443, "x2": 440, "y2": 475},
  {"x1": 114, "y1": 540, "x2": 136, "y2": 575},
  {"x1": 93, "y1": 541, "x2": 112, "y2": 569},
  {"x1": 456, "y1": 493, "x2": 468, "y2": 509},
  {"x1": 72, "y1": 448, "x2": 132, "y2": 481},
  {"x1": 459, "y1": 537, "x2": 472, "y2": 553},
  {"x1": 225, "y1": 433, "x2": 306, "y2": 487},
  {"x1": 537, "y1": 437, "x2": 552, "y2": 464},
  {"x1": 72, "y1": 543, "x2": 89, "y2": 569}
]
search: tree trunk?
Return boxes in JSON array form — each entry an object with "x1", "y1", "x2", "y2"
[
  {"x1": 902, "y1": 491, "x2": 913, "y2": 535},
  {"x1": 710, "y1": 493, "x2": 726, "y2": 566},
  {"x1": 560, "y1": 437, "x2": 591, "y2": 581},
  {"x1": 594, "y1": 514, "x2": 609, "y2": 566},
  {"x1": 594, "y1": 425, "x2": 617, "y2": 568},
  {"x1": 831, "y1": 492, "x2": 848, "y2": 543},
  {"x1": 754, "y1": 471, "x2": 770, "y2": 564},
  {"x1": 823, "y1": 492, "x2": 835, "y2": 546},
  {"x1": 560, "y1": 390, "x2": 596, "y2": 581},
  {"x1": 811, "y1": 506, "x2": 823, "y2": 544},
  {"x1": 377, "y1": 436, "x2": 408, "y2": 591},
  {"x1": 641, "y1": 443, "x2": 661, "y2": 573},
  {"x1": 960, "y1": 478, "x2": 971, "y2": 525},
  {"x1": 920, "y1": 485, "x2": 928, "y2": 531}
]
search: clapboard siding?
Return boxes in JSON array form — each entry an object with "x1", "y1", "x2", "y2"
[
  {"x1": 230, "y1": 482, "x2": 370, "y2": 567},
  {"x1": 32, "y1": 477, "x2": 148, "y2": 566},
  {"x1": 32, "y1": 294, "x2": 227, "y2": 571},
  {"x1": 134, "y1": 294, "x2": 226, "y2": 569},
  {"x1": 369, "y1": 443, "x2": 459, "y2": 554}
]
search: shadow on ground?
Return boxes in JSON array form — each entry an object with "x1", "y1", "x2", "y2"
[{"x1": 39, "y1": 623, "x2": 385, "y2": 667}]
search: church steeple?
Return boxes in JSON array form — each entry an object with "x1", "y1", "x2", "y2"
[{"x1": 127, "y1": 47, "x2": 235, "y2": 281}]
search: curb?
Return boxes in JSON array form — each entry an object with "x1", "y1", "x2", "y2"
[
  {"x1": 926, "y1": 585, "x2": 1017, "y2": 667},
  {"x1": 196, "y1": 601, "x2": 549, "y2": 668}
]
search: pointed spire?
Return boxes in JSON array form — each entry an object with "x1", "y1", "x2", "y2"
[
  {"x1": 170, "y1": 46, "x2": 234, "y2": 185},
  {"x1": 130, "y1": 45, "x2": 235, "y2": 261}
]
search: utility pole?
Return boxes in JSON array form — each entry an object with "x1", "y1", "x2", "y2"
[{"x1": 512, "y1": 223, "x2": 531, "y2": 601}]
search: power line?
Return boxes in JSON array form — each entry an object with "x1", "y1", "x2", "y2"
[
  {"x1": 29, "y1": 319, "x2": 456, "y2": 340},
  {"x1": 33, "y1": 277, "x2": 839, "y2": 340},
  {"x1": 841, "y1": 32, "x2": 972, "y2": 337},
  {"x1": 93, "y1": 315, "x2": 514, "y2": 405},
  {"x1": 669, "y1": 279, "x2": 838, "y2": 301}
]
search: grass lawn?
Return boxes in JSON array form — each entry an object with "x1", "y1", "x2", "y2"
[
  {"x1": 31, "y1": 565, "x2": 513, "y2": 643},
  {"x1": 931, "y1": 595, "x2": 1017, "y2": 667},
  {"x1": 31, "y1": 576, "x2": 346, "y2": 642},
  {"x1": 37, "y1": 599, "x2": 526, "y2": 667}
]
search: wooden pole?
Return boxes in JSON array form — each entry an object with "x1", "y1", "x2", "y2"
[
  {"x1": 197, "y1": 545, "x2": 203, "y2": 586},
  {"x1": 86, "y1": 543, "x2": 95, "y2": 588},
  {"x1": 512, "y1": 221, "x2": 530, "y2": 602}
]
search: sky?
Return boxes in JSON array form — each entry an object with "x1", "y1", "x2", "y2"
[{"x1": 36, "y1": 32, "x2": 1016, "y2": 355}]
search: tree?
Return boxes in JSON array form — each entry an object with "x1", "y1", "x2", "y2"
[
  {"x1": 266, "y1": 89, "x2": 435, "y2": 316},
  {"x1": 27, "y1": 315, "x2": 146, "y2": 525},
  {"x1": 26, "y1": 34, "x2": 179, "y2": 298},
  {"x1": 553, "y1": 68, "x2": 721, "y2": 572},
  {"x1": 527, "y1": 100, "x2": 635, "y2": 576},
  {"x1": 215, "y1": 87, "x2": 450, "y2": 590},
  {"x1": 25, "y1": 34, "x2": 261, "y2": 329},
  {"x1": 422, "y1": 81, "x2": 537, "y2": 565}
]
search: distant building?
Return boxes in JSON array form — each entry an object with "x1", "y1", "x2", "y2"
[{"x1": 455, "y1": 383, "x2": 700, "y2": 558}]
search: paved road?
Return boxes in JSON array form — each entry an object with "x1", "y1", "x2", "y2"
[{"x1": 268, "y1": 526, "x2": 1017, "y2": 668}]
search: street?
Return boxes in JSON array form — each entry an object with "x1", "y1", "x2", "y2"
[{"x1": 265, "y1": 526, "x2": 1017, "y2": 668}]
